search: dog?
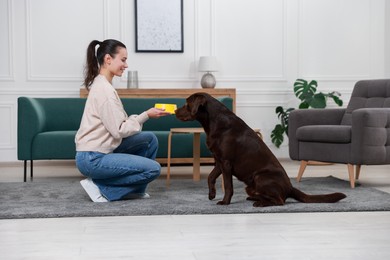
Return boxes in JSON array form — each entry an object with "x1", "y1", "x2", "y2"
[{"x1": 175, "y1": 93, "x2": 346, "y2": 207}]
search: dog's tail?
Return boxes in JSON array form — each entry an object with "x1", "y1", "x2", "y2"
[{"x1": 290, "y1": 187, "x2": 346, "y2": 203}]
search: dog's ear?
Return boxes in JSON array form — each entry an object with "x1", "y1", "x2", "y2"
[{"x1": 190, "y1": 95, "x2": 207, "y2": 116}]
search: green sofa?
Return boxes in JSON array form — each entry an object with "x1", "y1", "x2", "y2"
[{"x1": 17, "y1": 96, "x2": 233, "y2": 181}]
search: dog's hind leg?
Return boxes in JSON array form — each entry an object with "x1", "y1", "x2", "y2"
[
  {"x1": 246, "y1": 191, "x2": 285, "y2": 207},
  {"x1": 246, "y1": 182, "x2": 286, "y2": 207},
  {"x1": 208, "y1": 164, "x2": 222, "y2": 200},
  {"x1": 245, "y1": 185, "x2": 258, "y2": 201},
  {"x1": 252, "y1": 197, "x2": 285, "y2": 207}
]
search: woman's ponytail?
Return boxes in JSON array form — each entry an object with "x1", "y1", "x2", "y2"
[{"x1": 83, "y1": 40, "x2": 101, "y2": 89}]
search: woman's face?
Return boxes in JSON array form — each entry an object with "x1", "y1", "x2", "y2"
[{"x1": 108, "y1": 47, "x2": 128, "y2": 77}]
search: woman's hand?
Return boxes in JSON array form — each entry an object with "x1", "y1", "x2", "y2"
[{"x1": 146, "y1": 108, "x2": 172, "y2": 118}]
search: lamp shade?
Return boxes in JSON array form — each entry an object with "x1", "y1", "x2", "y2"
[{"x1": 198, "y1": 56, "x2": 218, "y2": 72}]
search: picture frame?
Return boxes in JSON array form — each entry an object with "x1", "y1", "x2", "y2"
[{"x1": 135, "y1": 0, "x2": 184, "y2": 53}]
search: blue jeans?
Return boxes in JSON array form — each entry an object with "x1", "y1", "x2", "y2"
[{"x1": 75, "y1": 132, "x2": 161, "y2": 201}]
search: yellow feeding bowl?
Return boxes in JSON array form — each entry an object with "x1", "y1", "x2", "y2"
[{"x1": 154, "y1": 103, "x2": 177, "y2": 114}]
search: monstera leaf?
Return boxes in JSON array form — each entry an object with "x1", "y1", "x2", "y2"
[
  {"x1": 294, "y1": 79, "x2": 318, "y2": 102},
  {"x1": 294, "y1": 79, "x2": 326, "y2": 108},
  {"x1": 305, "y1": 93, "x2": 326, "y2": 108},
  {"x1": 328, "y1": 91, "x2": 344, "y2": 106},
  {"x1": 271, "y1": 124, "x2": 285, "y2": 148},
  {"x1": 271, "y1": 106, "x2": 295, "y2": 148}
]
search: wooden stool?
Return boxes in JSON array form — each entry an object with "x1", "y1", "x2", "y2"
[{"x1": 167, "y1": 128, "x2": 205, "y2": 183}]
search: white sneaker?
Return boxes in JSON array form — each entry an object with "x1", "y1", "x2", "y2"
[
  {"x1": 124, "y1": 193, "x2": 150, "y2": 200},
  {"x1": 80, "y1": 178, "x2": 108, "y2": 203}
]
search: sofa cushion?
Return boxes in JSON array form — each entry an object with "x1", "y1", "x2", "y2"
[
  {"x1": 32, "y1": 131, "x2": 77, "y2": 159},
  {"x1": 296, "y1": 125, "x2": 351, "y2": 143}
]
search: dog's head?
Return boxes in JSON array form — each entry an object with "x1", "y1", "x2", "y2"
[{"x1": 175, "y1": 93, "x2": 209, "y2": 121}]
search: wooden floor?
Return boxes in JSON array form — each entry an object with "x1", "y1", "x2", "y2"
[{"x1": 1, "y1": 159, "x2": 390, "y2": 259}]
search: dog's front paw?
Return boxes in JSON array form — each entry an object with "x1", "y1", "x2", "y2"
[
  {"x1": 217, "y1": 200, "x2": 230, "y2": 205},
  {"x1": 209, "y1": 191, "x2": 216, "y2": 200}
]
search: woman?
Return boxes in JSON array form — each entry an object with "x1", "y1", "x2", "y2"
[{"x1": 75, "y1": 39, "x2": 170, "y2": 202}]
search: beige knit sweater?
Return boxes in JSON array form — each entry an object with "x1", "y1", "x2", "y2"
[{"x1": 75, "y1": 75, "x2": 149, "y2": 153}]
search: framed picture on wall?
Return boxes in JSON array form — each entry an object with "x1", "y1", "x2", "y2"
[{"x1": 135, "y1": 0, "x2": 184, "y2": 53}]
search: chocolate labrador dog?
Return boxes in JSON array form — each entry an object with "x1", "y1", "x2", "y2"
[{"x1": 175, "y1": 93, "x2": 346, "y2": 207}]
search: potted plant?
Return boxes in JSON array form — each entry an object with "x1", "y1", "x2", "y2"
[{"x1": 271, "y1": 79, "x2": 343, "y2": 148}]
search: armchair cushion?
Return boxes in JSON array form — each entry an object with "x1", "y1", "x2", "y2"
[{"x1": 296, "y1": 125, "x2": 351, "y2": 143}]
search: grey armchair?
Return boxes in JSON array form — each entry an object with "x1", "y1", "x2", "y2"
[{"x1": 288, "y1": 79, "x2": 390, "y2": 188}]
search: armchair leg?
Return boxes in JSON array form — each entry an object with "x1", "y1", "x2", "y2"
[
  {"x1": 347, "y1": 164, "x2": 355, "y2": 188},
  {"x1": 355, "y1": 165, "x2": 361, "y2": 180},
  {"x1": 297, "y1": 161, "x2": 308, "y2": 182}
]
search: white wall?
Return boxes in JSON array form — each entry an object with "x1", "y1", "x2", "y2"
[
  {"x1": 386, "y1": 0, "x2": 390, "y2": 78},
  {"x1": 0, "y1": 0, "x2": 388, "y2": 162}
]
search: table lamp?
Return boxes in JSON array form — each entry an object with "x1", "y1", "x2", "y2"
[{"x1": 198, "y1": 56, "x2": 218, "y2": 88}]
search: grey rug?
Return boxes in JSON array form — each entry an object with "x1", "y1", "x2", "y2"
[{"x1": 1, "y1": 176, "x2": 390, "y2": 219}]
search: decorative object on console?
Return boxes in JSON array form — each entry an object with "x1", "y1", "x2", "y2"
[
  {"x1": 127, "y1": 71, "x2": 139, "y2": 89},
  {"x1": 198, "y1": 56, "x2": 218, "y2": 88}
]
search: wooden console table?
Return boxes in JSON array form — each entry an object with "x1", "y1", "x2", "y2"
[{"x1": 80, "y1": 88, "x2": 236, "y2": 112}]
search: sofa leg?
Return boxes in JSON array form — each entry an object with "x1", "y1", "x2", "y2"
[
  {"x1": 347, "y1": 164, "x2": 355, "y2": 188},
  {"x1": 30, "y1": 160, "x2": 33, "y2": 181},
  {"x1": 297, "y1": 161, "x2": 308, "y2": 182},
  {"x1": 355, "y1": 165, "x2": 361, "y2": 180},
  {"x1": 24, "y1": 160, "x2": 27, "y2": 182}
]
